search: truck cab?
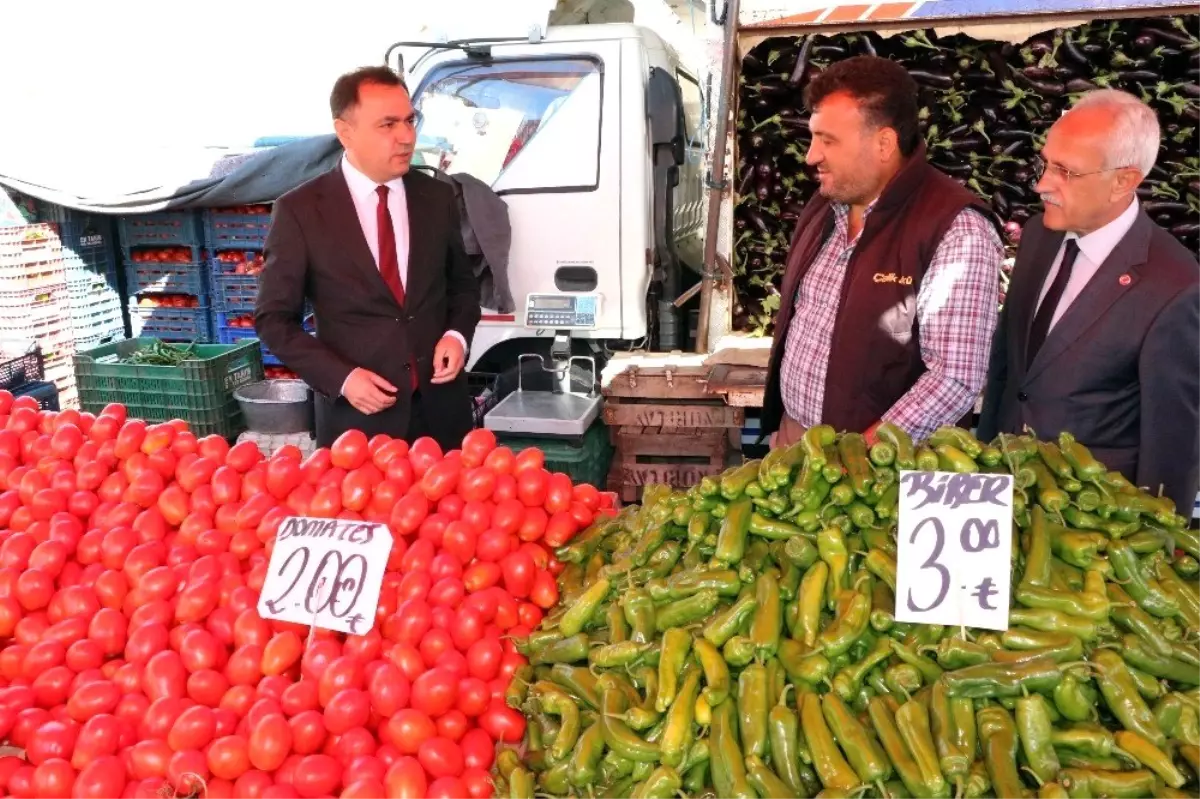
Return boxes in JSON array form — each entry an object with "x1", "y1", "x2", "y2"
[{"x1": 401, "y1": 23, "x2": 704, "y2": 390}]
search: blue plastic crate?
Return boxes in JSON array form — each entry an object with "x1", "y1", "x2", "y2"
[
  {"x1": 210, "y1": 255, "x2": 264, "y2": 313},
  {"x1": 130, "y1": 304, "x2": 212, "y2": 342},
  {"x1": 118, "y1": 211, "x2": 204, "y2": 248},
  {"x1": 204, "y1": 207, "x2": 272, "y2": 251},
  {"x1": 54, "y1": 212, "x2": 116, "y2": 258},
  {"x1": 215, "y1": 316, "x2": 279, "y2": 366},
  {"x1": 124, "y1": 247, "x2": 208, "y2": 297}
]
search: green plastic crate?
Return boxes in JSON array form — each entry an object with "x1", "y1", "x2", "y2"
[
  {"x1": 73, "y1": 338, "x2": 264, "y2": 439},
  {"x1": 496, "y1": 420, "x2": 612, "y2": 488}
]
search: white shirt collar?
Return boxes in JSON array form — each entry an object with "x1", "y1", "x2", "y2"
[
  {"x1": 1067, "y1": 197, "x2": 1140, "y2": 266},
  {"x1": 341, "y1": 153, "x2": 406, "y2": 201}
]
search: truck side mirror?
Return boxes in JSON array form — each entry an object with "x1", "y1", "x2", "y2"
[{"x1": 647, "y1": 67, "x2": 685, "y2": 167}]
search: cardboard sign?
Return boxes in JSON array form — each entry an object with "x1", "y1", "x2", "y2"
[
  {"x1": 257, "y1": 517, "x2": 392, "y2": 635},
  {"x1": 894, "y1": 471, "x2": 1015, "y2": 631}
]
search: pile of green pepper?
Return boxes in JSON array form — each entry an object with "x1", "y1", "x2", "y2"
[{"x1": 496, "y1": 423, "x2": 1200, "y2": 799}]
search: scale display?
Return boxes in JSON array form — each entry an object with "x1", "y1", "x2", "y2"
[{"x1": 525, "y1": 293, "x2": 599, "y2": 328}]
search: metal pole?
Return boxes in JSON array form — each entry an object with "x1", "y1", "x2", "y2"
[{"x1": 695, "y1": 0, "x2": 740, "y2": 353}]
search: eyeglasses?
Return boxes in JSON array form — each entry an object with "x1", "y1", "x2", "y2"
[{"x1": 1032, "y1": 156, "x2": 1131, "y2": 182}]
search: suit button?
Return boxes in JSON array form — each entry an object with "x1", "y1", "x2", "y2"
[
  {"x1": 1017, "y1": 391, "x2": 1029, "y2": 402},
  {"x1": 407, "y1": 315, "x2": 414, "y2": 322},
  {"x1": 403, "y1": 363, "x2": 411, "y2": 371}
]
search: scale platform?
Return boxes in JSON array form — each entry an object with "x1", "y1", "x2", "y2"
[{"x1": 484, "y1": 354, "x2": 601, "y2": 437}]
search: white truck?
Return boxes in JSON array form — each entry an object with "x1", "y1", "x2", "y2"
[{"x1": 394, "y1": 24, "x2": 707, "y2": 393}]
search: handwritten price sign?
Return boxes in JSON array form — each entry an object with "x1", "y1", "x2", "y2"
[
  {"x1": 894, "y1": 471, "x2": 1015, "y2": 631},
  {"x1": 257, "y1": 517, "x2": 393, "y2": 635}
]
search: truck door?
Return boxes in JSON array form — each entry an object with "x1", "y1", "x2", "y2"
[{"x1": 410, "y1": 42, "x2": 625, "y2": 347}]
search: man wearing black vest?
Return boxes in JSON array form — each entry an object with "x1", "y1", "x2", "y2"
[{"x1": 762, "y1": 56, "x2": 1004, "y2": 448}]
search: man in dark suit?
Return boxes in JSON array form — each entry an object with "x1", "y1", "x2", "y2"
[
  {"x1": 979, "y1": 89, "x2": 1199, "y2": 517},
  {"x1": 255, "y1": 66, "x2": 481, "y2": 451}
]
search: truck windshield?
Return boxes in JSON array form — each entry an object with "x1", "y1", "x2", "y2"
[{"x1": 412, "y1": 58, "x2": 600, "y2": 189}]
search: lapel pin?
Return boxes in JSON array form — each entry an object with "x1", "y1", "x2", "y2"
[{"x1": 1118, "y1": 274, "x2": 1132, "y2": 286}]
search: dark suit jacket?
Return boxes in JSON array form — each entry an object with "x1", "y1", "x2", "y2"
[
  {"x1": 979, "y1": 210, "x2": 1200, "y2": 516},
  {"x1": 254, "y1": 165, "x2": 481, "y2": 449}
]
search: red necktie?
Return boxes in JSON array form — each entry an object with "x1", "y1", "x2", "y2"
[{"x1": 376, "y1": 185, "x2": 418, "y2": 390}]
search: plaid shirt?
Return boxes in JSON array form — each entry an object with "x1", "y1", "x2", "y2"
[{"x1": 781, "y1": 202, "x2": 1003, "y2": 443}]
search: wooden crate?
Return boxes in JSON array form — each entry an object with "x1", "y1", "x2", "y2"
[{"x1": 602, "y1": 351, "x2": 744, "y2": 503}]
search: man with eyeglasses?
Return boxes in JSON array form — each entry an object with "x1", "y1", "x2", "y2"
[
  {"x1": 256, "y1": 66, "x2": 481, "y2": 450},
  {"x1": 980, "y1": 89, "x2": 1199, "y2": 519}
]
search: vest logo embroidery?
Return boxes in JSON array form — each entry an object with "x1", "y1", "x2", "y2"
[{"x1": 873, "y1": 272, "x2": 913, "y2": 286}]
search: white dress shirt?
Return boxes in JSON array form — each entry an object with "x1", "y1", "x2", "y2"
[
  {"x1": 338, "y1": 156, "x2": 467, "y2": 395},
  {"x1": 1035, "y1": 198, "x2": 1140, "y2": 331}
]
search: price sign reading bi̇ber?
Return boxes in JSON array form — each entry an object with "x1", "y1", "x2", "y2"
[
  {"x1": 258, "y1": 517, "x2": 392, "y2": 635},
  {"x1": 894, "y1": 471, "x2": 1015, "y2": 631}
]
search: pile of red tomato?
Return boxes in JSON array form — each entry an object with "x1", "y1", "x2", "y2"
[{"x1": 0, "y1": 389, "x2": 611, "y2": 798}]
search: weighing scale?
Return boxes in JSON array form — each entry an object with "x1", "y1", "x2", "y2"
[
  {"x1": 484, "y1": 353, "x2": 601, "y2": 437},
  {"x1": 483, "y1": 293, "x2": 603, "y2": 437}
]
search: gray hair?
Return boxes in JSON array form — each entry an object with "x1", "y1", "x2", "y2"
[{"x1": 1069, "y1": 89, "x2": 1160, "y2": 176}]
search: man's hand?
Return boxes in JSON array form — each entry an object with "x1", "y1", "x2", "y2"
[
  {"x1": 431, "y1": 335, "x2": 466, "y2": 385},
  {"x1": 342, "y1": 368, "x2": 397, "y2": 415},
  {"x1": 865, "y1": 421, "x2": 882, "y2": 447}
]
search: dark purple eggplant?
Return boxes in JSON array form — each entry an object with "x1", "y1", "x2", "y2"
[
  {"x1": 1182, "y1": 83, "x2": 1200, "y2": 98},
  {"x1": 1014, "y1": 71, "x2": 1066, "y2": 97},
  {"x1": 1140, "y1": 21, "x2": 1198, "y2": 48},
  {"x1": 812, "y1": 43, "x2": 848, "y2": 59},
  {"x1": 991, "y1": 190, "x2": 1012, "y2": 217},
  {"x1": 993, "y1": 129, "x2": 1038, "y2": 142},
  {"x1": 1172, "y1": 222, "x2": 1200, "y2": 238},
  {"x1": 1117, "y1": 69, "x2": 1161, "y2": 84},
  {"x1": 936, "y1": 161, "x2": 976, "y2": 177},
  {"x1": 1144, "y1": 200, "x2": 1192, "y2": 216},
  {"x1": 858, "y1": 34, "x2": 878, "y2": 57},
  {"x1": 1022, "y1": 66, "x2": 1056, "y2": 81},
  {"x1": 909, "y1": 69, "x2": 954, "y2": 89},
  {"x1": 788, "y1": 37, "x2": 814, "y2": 86},
  {"x1": 1066, "y1": 78, "x2": 1099, "y2": 93},
  {"x1": 1060, "y1": 32, "x2": 1091, "y2": 66}
]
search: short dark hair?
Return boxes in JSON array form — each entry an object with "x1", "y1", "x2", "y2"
[
  {"x1": 330, "y1": 66, "x2": 409, "y2": 119},
  {"x1": 804, "y1": 56, "x2": 921, "y2": 157}
]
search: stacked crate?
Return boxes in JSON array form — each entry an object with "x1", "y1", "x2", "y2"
[
  {"x1": 205, "y1": 205, "x2": 289, "y2": 373},
  {"x1": 52, "y1": 211, "x2": 125, "y2": 350},
  {"x1": 602, "y1": 352, "x2": 745, "y2": 503},
  {"x1": 0, "y1": 225, "x2": 75, "y2": 407},
  {"x1": 119, "y1": 211, "x2": 211, "y2": 342}
]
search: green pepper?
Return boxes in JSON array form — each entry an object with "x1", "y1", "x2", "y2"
[
  {"x1": 1109, "y1": 584, "x2": 1175, "y2": 658},
  {"x1": 821, "y1": 442, "x2": 846, "y2": 484},
  {"x1": 801, "y1": 425, "x2": 835, "y2": 468},
  {"x1": 1151, "y1": 558, "x2": 1200, "y2": 630},
  {"x1": 653, "y1": 568, "x2": 742, "y2": 603},
  {"x1": 820, "y1": 692, "x2": 891, "y2": 784},
  {"x1": 655, "y1": 589, "x2": 719, "y2": 632},
  {"x1": 789, "y1": 560, "x2": 826, "y2": 645},
  {"x1": 637, "y1": 765, "x2": 683, "y2": 799},
  {"x1": 597, "y1": 674, "x2": 659, "y2": 763},
  {"x1": 993, "y1": 629, "x2": 1083, "y2": 664},
  {"x1": 1108, "y1": 539, "x2": 1180, "y2": 619},
  {"x1": 566, "y1": 719, "x2": 604, "y2": 782},
  {"x1": 506, "y1": 665, "x2": 534, "y2": 709},
  {"x1": 711, "y1": 697, "x2": 755, "y2": 799},
  {"x1": 589, "y1": 640, "x2": 651, "y2": 669},
  {"x1": 560, "y1": 577, "x2": 610, "y2": 637},
  {"x1": 818, "y1": 590, "x2": 870, "y2": 659},
  {"x1": 890, "y1": 640, "x2": 943, "y2": 685},
  {"x1": 1060, "y1": 768, "x2": 1157, "y2": 799},
  {"x1": 835, "y1": 433, "x2": 874, "y2": 498},
  {"x1": 749, "y1": 573, "x2": 782, "y2": 658},
  {"x1": 962, "y1": 760, "x2": 990, "y2": 799},
  {"x1": 779, "y1": 639, "x2": 832, "y2": 687},
  {"x1": 1022, "y1": 506, "x2": 1054, "y2": 589},
  {"x1": 1015, "y1": 582, "x2": 1108, "y2": 622},
  {"x1": 870, "y1": 439, "x2": 896, "y2": 468},
  {"x1": 1175, "y1": 527, "x2": 1200, "y2": 559},
  {"x1": 1052, "y1": 667, "x2": 1097, "y2": 723},
  {"x1": 933, "y1": 444, "x2": 977, "y2": 473},
  {"x1": 620, "y1": 588, "x2": 656, "y2": 644},
  {"x1": 870, "y1": 582, "x2": 896, "y2": 634},
  {"x1": 867, "y1": 696, "x2": 930, "y2": 797},
  {"x1": 533, "y1": 685, "x2": 582, "y2": 763},
  {"x1": 692, "y1": 637, "x2": 731, "y2": 706},
  {"x1": 802, "y1": 691, "x2": 860, "y2": 791},
  {"x1": 1014, "y1": 694, "x2": 1060, "y2": 785},
  {"x1": 1028, "y1": 458, "x2": 1070, "y2": 512},
  {"x1": 736, "y1": 662, "x2": 769, "y2": 758},
  {"x1": 929, "y1": 680, "x2": 970, "y2": 789},
  {"x1": 977, "y1": 705, "x2": 1028, "y2": 799},
  {"x1": 659, "y1": 664, "x2": 700, "y2": 767},
  {"x1": 818, "y1": 526, "x2": 849, "y2": 605},
  {"x1": 913, "y1": 445, "x2": 938, "y2": 472},
  {"x1": 1035, "y1": 441, "x2": 1074, "y2": 481},
  {"x1": 869, "y1": 422, "x2": 911, "y2": 468},
  {"x1": 942, "y1": 657, "x2": 1063, "y2": 699},
  {"x1": 715, "y1": 498, "x2": 753, "y2": 564},
  {"x1": 747, "y1": 511, "x2": 808, "y2": 541},
  {"x1": 655, "y1": 628, "x2": 692, "y2": 713},
  {"x1": 721, "y1": 461, "x2": 762, "y2": 501},
  {"x1": 1091, "y1": 649, "x2": 1166, "y2": 747},
  {"x1": 864, "y1": 549, "x2": 897, "y2": 594},
  {"x1": 1007, "y1": 608, "x2": 1097, "y2": 641},
  {"x1": 741, "y1": 754, "x2": 790, "y2": 798},
  {"x1": 895, "y1": 696, "x2": 948, "y2": 798},
  {"x1": 1120, "y1": 633, "x2": 1200, "y2": 685},
  {"x1": 833, "y1": 636, "x2": 895, "y2": 702},
  {"x1": 763, "y1": 441, "x2": 806, "y2": 490},
  {"x1": 765, "y1": 685, "x2": 806, "y2": 795},
  {"x1": 508, "y1": 767, "x2": 535, "y2": 799},
  {"x1": 931, "y1": 637, "x2": 991, "y2": 670},
  {"x1": 1056, "y1": 432, "x2": 1104, "y2": 481},
  {"x1": 884, "y1": 663, "x2": 924, "y2": 697},
  {"x1": 532, "y1": 633, "x2": 590, "y2": 665},
  {"x1": 701, "y1": 592, "x2": 758, "y2": 648}
]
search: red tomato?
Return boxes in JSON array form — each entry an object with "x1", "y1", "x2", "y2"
[
  {"x1": 512, "y1": 448, "x2": 544, "y2": 475},
  {"x1": 407, "y1": 438, "x2": 443, "y2": 479},
  {"x1": 324, "y1": 689, "x2": 370, "y2": 735},
  {"x1": 385, "y1": 710, "x2": 435, "y2": 756},
  {"x1": 417, "y1": 737, "x2": 464, "y2": 780},
  {"x1": 420, "y1": 461, "x2": 461, "y2": 502},
  {"x1": 516, "y1": 469, "x2": 549, "y2": 507},
  {"x1": 384, "y1": 756, "x2": 427, "y2": 799},
  {"x1": 460, "y1": 728, "x2": 495, "y2": 771},
  {"x1": 330, "y1": 431, "x2": 369, "y2": 471},
  {"x1": 462, "y1": 767, "x2": 495, "y2": 799},
  {"x1": 292, "y1": 754, "x2": 341, "y2": 798},
  {"x1": 530, "y1": 569, "x2": 559, "y2": 609},
  {"x1": 460, "y1": 429, "x2": 496, "y2": 468},
  {"x1": 247, "y1": 713, "x2": 291, "y2": 772},
  {"x1": 456, "y1": 678, "x2": 491, "y2": 718},
  {"x1": 411, "y1": 668, "x2": 458, "y2": 718},
  {"x1": 479, "y1": 699, "x2": 526, "y2": 744}
]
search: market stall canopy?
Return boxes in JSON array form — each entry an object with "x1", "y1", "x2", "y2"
[{"x1": 0, "y1": 135, "x2": 345, "y2": 215}]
